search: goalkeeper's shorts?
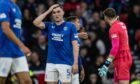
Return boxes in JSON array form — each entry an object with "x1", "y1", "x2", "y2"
[{"x1": 113, "y1": 50, "x2": 132, "y2": 82}]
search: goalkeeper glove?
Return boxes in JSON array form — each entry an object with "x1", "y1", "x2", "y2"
[{"x1": 98, "y1": 59, "x2": 112, "y2": 77}]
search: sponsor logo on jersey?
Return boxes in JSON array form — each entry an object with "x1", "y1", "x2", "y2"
[
  {"x1": 52, "y1": 26, "x2": 55, "y2": 29},
  {"x1": 111, "y1": 34, "x2": 118, "y2": 38},
  {"x1": 51, "y1": 33, "x2": 64, "y2": 41}
]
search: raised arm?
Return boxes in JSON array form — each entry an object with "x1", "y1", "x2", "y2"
[{"x1": 33, "y1": 4, "x2": 59, "y2": 29}]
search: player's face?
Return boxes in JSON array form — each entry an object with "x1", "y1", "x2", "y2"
[
  {"x1": 74, "y1": 18, "x2": 81, "y2": 31},
  {"x1": 52, "y1": 7, "x2": 64, "y2": 22},
  {"x1": 104, "y1": 16, "x2": 109, "y2": 24}
]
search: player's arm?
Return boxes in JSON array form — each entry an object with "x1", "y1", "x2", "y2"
[
  {"x1": 98, "y1": 33, "x2": 119, "y2": 77},
  {"x1": 33, "y1": 4, "x2": 59, "y2": 29},
  {"x1": 78, "y1": 56, "x2": 85, "y2": 82},
  {"x1": 1, "y1": 22, "x2": 31, "y2": 56},
  {"x1": 78, "y1": 32, "x2": 88, "y2": 39},
  {"x1": 0, "y1": 3, "x2": 30, "y2": 56},
  {"x1": 71, "y1": 24, "x2": 79, "y2": 74},
  {"x1": 72, "y1": 40, "x2": 79, "y2": 73}
]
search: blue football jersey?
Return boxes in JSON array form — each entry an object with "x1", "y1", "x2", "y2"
[
  {"x1": 0, "y1": 0, "x2": 24, "y2": 57},
  {"x1": 43, "y1": 21, "x2": 78, "y2": 66}
]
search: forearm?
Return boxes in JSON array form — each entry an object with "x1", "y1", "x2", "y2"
[
  {"x1": 98, "y1": 37, "x2": 119, "y2": 77},
  {"x1": 73, "y1": 41, "x2": 79, "y2": 64},
  {"x1": 2, "y1": 24, "x2": 24, "y2": 48},
  {"x1": 104, "y1": 37, "x2": 119, "y2": 66},
  {"x1": 33, "y1": 11, "x2": 49, "y2": 27}
]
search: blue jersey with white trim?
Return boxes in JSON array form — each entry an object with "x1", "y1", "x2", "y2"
[
  {"x1": 44, "y1": 21, "x2": 78, "y2": 66},
  {"x1": 0, "y1": 0, "x2": 24, "y2": 57}
]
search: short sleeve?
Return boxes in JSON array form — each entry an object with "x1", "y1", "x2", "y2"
[
  {"x1": 70, "y1": 23, "x2": 78, "y2": 41},
  {"x1": 43, "y1": 21, "x2": 51, "y2": 32},
  {"x1": 0, "y1": 2, "x2": 10, "y2": 22}
]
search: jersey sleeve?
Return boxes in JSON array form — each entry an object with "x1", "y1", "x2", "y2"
[
  {"x1": 109, "y1": 27, "x2": 119, "y2": 57},
  {"x1": 70, "y1": 23, "x2": 78, "y2": 41},
  {"x1": 0, "y1": 2, "x2": 10, "y2": 22},
  {"x1": 109, "y1": 37, "x2": 119, "y2": 57},
  {"x1": 43, "y1": 21, "x2": 51, "y2": 32}
]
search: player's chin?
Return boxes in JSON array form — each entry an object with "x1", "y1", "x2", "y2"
[{"x1": 55, "y1": 19, "x2": 61, "y2": 22}]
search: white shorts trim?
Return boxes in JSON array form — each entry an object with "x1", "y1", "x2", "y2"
[
  {"x1": 45, "y1": 63, "x2": 72, "y2": 83},
  {"x1": 0, "y1": 56, "x2": 29, "y2": 77}
]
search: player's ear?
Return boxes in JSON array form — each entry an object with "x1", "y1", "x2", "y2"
[{"x1": 62, "y1": 10, "x2": 65, "y2": 16}]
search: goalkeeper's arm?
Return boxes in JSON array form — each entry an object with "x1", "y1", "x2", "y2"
[{"x1": 98, "y1": 37, "x2": 119, "y2": 77}]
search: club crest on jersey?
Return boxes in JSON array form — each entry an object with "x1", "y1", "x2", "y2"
[
  {"x1": 52, "y1": 26, "x2": 55, "y2": 29},
  {"x1": 64, "y1": 27, "x2": 68, "y2": 31},
  {"x1": 12, "y1": 8, "x2": 16, "y2": 12},
  {"x1": 0, "y1": 13, "x2": 6, "y2": 19}
]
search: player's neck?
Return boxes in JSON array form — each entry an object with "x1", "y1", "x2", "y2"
[
  {"x1": 55, "y1": 20, "x2": 64, "y2": 25},
  {"x1": 12, "y1": 0, "x2": 17, "y2": 3},
  {"x1": 109, "y1": 19, "x2": 117, "y2": 26}
]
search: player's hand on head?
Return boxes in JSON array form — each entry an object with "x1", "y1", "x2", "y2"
[
  {"x1": 20, "y1": 46, "x2": 31, "y2": 57},
  {"x1": 98, "y1": 65, "x2": 108, "y2": 77},
  {"x1": 48, "y1": 4, "x2": 60, "y2": 13},
  {"x1": 72, "y1": 63, "x2": 78, "y2": 74},
  {"x1": 78, "y1": 32, "x2": 88, "y2": 39}
]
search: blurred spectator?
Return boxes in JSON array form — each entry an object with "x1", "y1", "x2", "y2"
[
  {"x1": 64, "y1": 0, "x2": 80, "y2": 16},
  {"x1": 88, "y1": 11, "x2": 100, "y2": 31},
  {"x1": 89, "y1": 73, "x2": 98, "y2": 84},
  {"x1": 24, "y1": 0, "x2": 37, "y2": 19},
  {"x1": 45, "y1": 0, "x2": 55, "y2": 8},
  {"x1": 127, "y1": 4, "x2": 140, "y2": 48},
  {"x1": 109, "y1": 0, "x2": 126, "y2": 14},
  {"x1": 97, "y1": 20, "x2": 110, "y2": 55},
  {"x1": 75, "y1": 6, "x2": 87, "y2": 27},
  {"x1": 83, "y1": 0, "x2": 93, "y2": 4},
  {"x1": 26, "y1": 30, "x2": 42, "y2": 49},
  {"x1": 30, "y1": 51, "x2": 44, "y2": 71},
  {"x1": 80, "y1": 46, "x2": 89, "y2": 66},
  {"x1": 33, "y1": 34, "x2": 48, "y2": 70},
  {"x1": 96, "y1": 39, "x2": 106, "y2": 55},
  {"x1": 85, "y1": 56, "x2": 104, "y2": 84},
  {"x1": 22, "y1": 9, "x2": 35, "y2": 44},
  {"x1": 127, "y1": 4, "x2": 140, "y2": 30},
  {"x1": 119, "y1": 8, "x2": 128, "y2": 23},
  {"x1": 129, "y1": 0, "x2": 140, "y2": 7},
  {"x1": 81, "y1": 2, "x2": 93, "y2": 23},
  {"x1": 134, "y1": 30, "x2": 140, "y2": 56},
  {"x1": 131, "y1": 72, "x2": 140, "y2": 84},
  {"x1": 36, "y1": 4, "x2": 46, "y2": 16}
]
